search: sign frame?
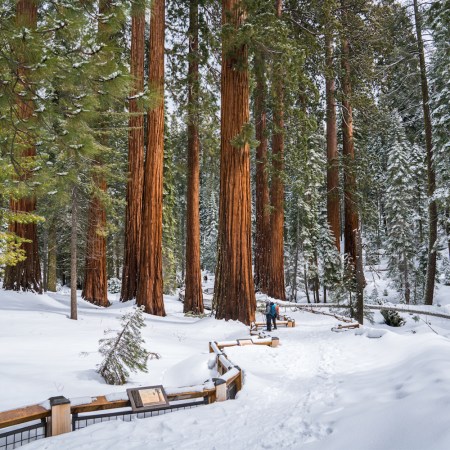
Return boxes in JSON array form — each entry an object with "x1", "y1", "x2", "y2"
[{"x1": 126, "y1": 385, "x2": 169, "y2": 412}]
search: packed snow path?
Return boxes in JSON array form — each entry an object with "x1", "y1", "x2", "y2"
[{"x1": 2, "y1": 291, "x2": 450, "y2": 449}]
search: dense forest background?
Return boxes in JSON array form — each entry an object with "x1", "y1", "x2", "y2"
[{"x1": 0, "y1": 0, "x2": 448, "y2": 324}]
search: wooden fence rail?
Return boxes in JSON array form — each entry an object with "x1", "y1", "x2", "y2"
[{"x1": 0, "y1": 336, "x2": 280, "y2": 448}]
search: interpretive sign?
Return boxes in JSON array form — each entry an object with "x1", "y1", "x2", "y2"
[{"x1": 127, "y1": 385, "x2": 169, "y2": 412}]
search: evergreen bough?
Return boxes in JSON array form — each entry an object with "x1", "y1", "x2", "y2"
[
  {"x1": 381, "y1": 309, "x2": 405, "y2": 327},
  {"x1": 97, "y1": 306, "x2": 159, "y2": 385}
]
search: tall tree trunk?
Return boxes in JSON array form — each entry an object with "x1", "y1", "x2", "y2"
[
  {"x1": 267, "y1": 0, "x2": 286, "y2": 300},
  {"x1": 136, "y1": 0, "x2": 166, "y2": 316},
  {"x1": 70, "y1": 184, "x2": 78, "y2": 320},
  {"x1": 254, "y1": 52, "x2": 270, "y2": 293},
  {"x1": 121, "y1": 1, "x2": 145, "y2": 301},
  {"x1": 47, "y1": 219, "x2": 57, "y2": 292},
  {"x1": 325, "y1": 9, "x2": 340, "y2": 252},
  {"x1": 184, "y1": 0, "x2": 204, "y2": 314},
  {"x1": 414, "y1": 0, "x2": 437, "y2": 306},
  {"x1": 341, "y1": 9, "x2": 365, "y2": 323},
  {"x1": 3, "y1": 0, "x2": 41, "y2": 293},
  {"x1": 82, "y1": 173, "x2": 108, "y2": 306},
  {"x1": 82, "y1": 0, "x2": 110, "y2": 307},
  {"x1": 214, "y1": 0, "x2": 256, "y2": 325}
]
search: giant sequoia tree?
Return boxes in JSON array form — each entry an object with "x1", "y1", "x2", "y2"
[
  {"x1": 3, "y1": 0, "x2": 42, "y2": 293},
  {"x1": 340, "y1": 1, "x2": 365, "y2": 323},
  {"x1": 214, "y1": 0, "x2": 256, "y2": 324},
  {"x1": 267, "y1": 0, "x2": 286, "y2": 301},
  {"x1": 121, "y1": 0, "x2": 145, "y2": 302},
  {"x1": 184, "y1": 0, "x2": 204, "y2": 314},
  {"x1": 137, "y1": 0, "x2": 166, "y2": 316}
]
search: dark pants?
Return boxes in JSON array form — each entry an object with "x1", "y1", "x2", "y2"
[
  {"x1": 266, "y1": 314, "x2": 272, "y2": 331},
  {"x1": 272, "y1": 315, "x2": 277, "y2": 329}
]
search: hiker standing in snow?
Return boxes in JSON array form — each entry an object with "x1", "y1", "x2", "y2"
[
  {"x1": 270, "y1": 302, "x2": 277, "y2": 330},
  {"x1": 265, "y1": 301, "x2": 272, "y2": 331}
]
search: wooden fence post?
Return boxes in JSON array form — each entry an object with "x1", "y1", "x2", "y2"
[
  {"x1": 47, "y1": 396, "x2": 71, "y2": 436},
  {"x1": 271, "y1": 337, "x2": 279, "y2": 348},
  {"x1": 214, "y1": 379, "x2": 227, "y2": 402}
]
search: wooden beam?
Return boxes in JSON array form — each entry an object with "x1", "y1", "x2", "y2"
[{"x1": 0, "y1": 404, "x2": 49, "y2": 429}]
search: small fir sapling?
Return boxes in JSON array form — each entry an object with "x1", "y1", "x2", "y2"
[
  {"x1": 107, "y1": 277, "x2": 122, "y2": 294},
  {"x1": 381, "y1": 309, "x2": 405, "y2": 327},
  {"x1": 97, "y1": 306, "x2": 160, "y2": 385}
]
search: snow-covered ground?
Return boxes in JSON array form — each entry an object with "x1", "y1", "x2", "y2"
[{"x1": 2, "y1": 286, "x2": 450, "y2": 449}]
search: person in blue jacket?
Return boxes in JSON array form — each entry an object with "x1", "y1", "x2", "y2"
[
  {"x1": 265, "y1": 301, "x2": 272, "y2": 331},
  {"x1": 270, "y1": 302, "x2": 277, "y2": 330}
]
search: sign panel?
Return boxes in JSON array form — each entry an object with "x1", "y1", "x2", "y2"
[{"x1": 127, "y1": 385, "x2": 169, "y2": 412}]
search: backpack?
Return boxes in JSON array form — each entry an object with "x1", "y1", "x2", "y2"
[{"x1": 270, "y1": 304, "x2": 276, "y2": 317}]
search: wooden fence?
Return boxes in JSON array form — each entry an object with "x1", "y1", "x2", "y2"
[{"x1": 0, "y1": 336, "x2": 279, "y2": 449}]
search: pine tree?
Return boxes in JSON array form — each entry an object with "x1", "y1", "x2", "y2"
[
  {"x1": 97, "y1": 306, "x2": 156, "y2": 385},
  {"x1": 385, "y1": 112, "x2": 416, "y2": 304}
]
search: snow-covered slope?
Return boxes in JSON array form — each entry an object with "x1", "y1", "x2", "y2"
[{"x1": 2, "y1": 290, "x2": 450, "y2": 449}]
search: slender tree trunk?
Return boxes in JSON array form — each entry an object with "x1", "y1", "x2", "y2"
[
  {"x1": 414, "y1": 0, "x2": 437, "y2": 306},
  {"x1": 137, "y1": 0, "x2": 166, "y2": 316},
  {"x1": 325, "y1": 14, "x2": 340, "y2": 251},
  {"x1": 267, "y1": 0, "x2": 286, "y2": 300},
  {"x1": 4, "y1": 0, "x2": 41, "y2": 293},
  {"x1": 254, "y1": 52, "x2": 270, "y2": 293},
  {"x1": 121, "y1": 2, "x2": 145, "y2": 302},
  {"x1": 47, "y1": 219, "x2": 57, "y2": 292},
  {"x1": 82, "y1": 173, "x2": 108, "y2": 306},
  {"x1": 184, "y1": 0, "x2": 204, "y2": 314},
  {"x1": 70, "y1": 185, "x2": 78, "y2": 320},
  {"x1": 214, "y1": 0, "x2": 256, "y2": 325},
  {"x1": 445, "y1": 208, "x2": 450, "y2": 259},
  {"x1": 341, "y1": 9, "x2": 365, "y2": 323}
]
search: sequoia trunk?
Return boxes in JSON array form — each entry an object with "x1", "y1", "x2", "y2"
[
  {"x1": 184, "y1": 0, "x2": 204, "y2": 314},
  {"x1": 214, "y1": 0, "x2": 256, "y2": 325},
  {"x1": 325, "y1": 15, "x2": 340, "y2": 251},
  {"x1": 254, "y1": 52, "x2": 270, "y2": 293},
  {"x1": 341, "y1": 13, "x2": 365, "y2": 323},
  {"x1": 136, "y1": 0, "x2": 166, "y2": 316},
  {"x1": 121, "y1": 2, "x2": 145, "y2": 302},
  {"x1": 267, "y1": 0, "x2": 286, "y2": 300},
  {"x1": 3, "y1": 0, "x2": 41, "y2": 293}
]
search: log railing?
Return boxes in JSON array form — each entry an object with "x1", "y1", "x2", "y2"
[{"x1": 0, "y1": 336, "x2": 280, "y2": 448}]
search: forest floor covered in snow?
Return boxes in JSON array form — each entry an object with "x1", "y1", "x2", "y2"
[{"x1": 1, "y1": 281, "x2": 450, "y2": 449}]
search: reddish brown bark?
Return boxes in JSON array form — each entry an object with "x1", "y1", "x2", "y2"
[
  {"x1": 4, "y1": 0, "x2": 41, "y2": 293},
  {"x1": 341, "y1": 12, "x2": 365, "y2": 323},
  {"x1": 184, "y1": 0, "x2": 204, "y2": 314},
  {"x1": 214, "y1": 0, "x2": 256, "y2": 325},
  {"x1": 267, "y1": 0, "x2": 286, "y2": 300},
  {"x1": 121, "y1": 4, "x2": 145, "y2": 302},
  {"x1": 414, "y1": 0, "x2": 437, "y2": 306},
  {"x1": 82, "y1": 173, "x2": 108, "y2": 306},
  {"x1": 82, "y1": 0, "x2": 110, "y2": 307},
  {"x1": 136, "y1": 0, "x2": 166, "y2": 316},
  {"x1": 325, "y1": 19, "x2": 340, "y2": 252},
  {"x1": 254, "y1": 52, "x2": 270, "y2": 293}
]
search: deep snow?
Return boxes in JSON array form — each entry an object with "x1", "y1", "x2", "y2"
[{"x1": 2, "y1": 286, "x2": 450, "y2": 449}]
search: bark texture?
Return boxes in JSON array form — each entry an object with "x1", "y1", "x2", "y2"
[
  {"x1": 82, "y1": 173, "x2": 108, "y2": 306},
  {"x1": 184, "y1": 0, "x2": 204, "y2": 314},
  {"x1": 3, "y1": 0, "x2": 41, "y2": 293},
  {"x1": 136, "y1": 0, "x2": 166, "y2": 316},
  {"x1": 70, "y1": 185, "x2": 78, "y2": 320},
  {"x1": 267, "y1": 0, "x2": 286, "y2": 300},
  {"x1": 341, "y1": 15, "x2": 365, "y2": 323},
  {"x1": 214, "y1": 0, "x2": 256, "y2": 325},
  {"x1": 254, "y1": 52, "x2": 270, "y2": 293},
  {"x1": 121, "y1": 5, "x2": 145, "y2": 302},
  {"x1": 414, "y1": 0, "x2": 437, "y2": 306},
  {"x1": 82, "y1": 0, "x2": 110, "y2": 307},
  {"x1": 325, "y1": 17, "x2": 340, "y2": 252}
]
